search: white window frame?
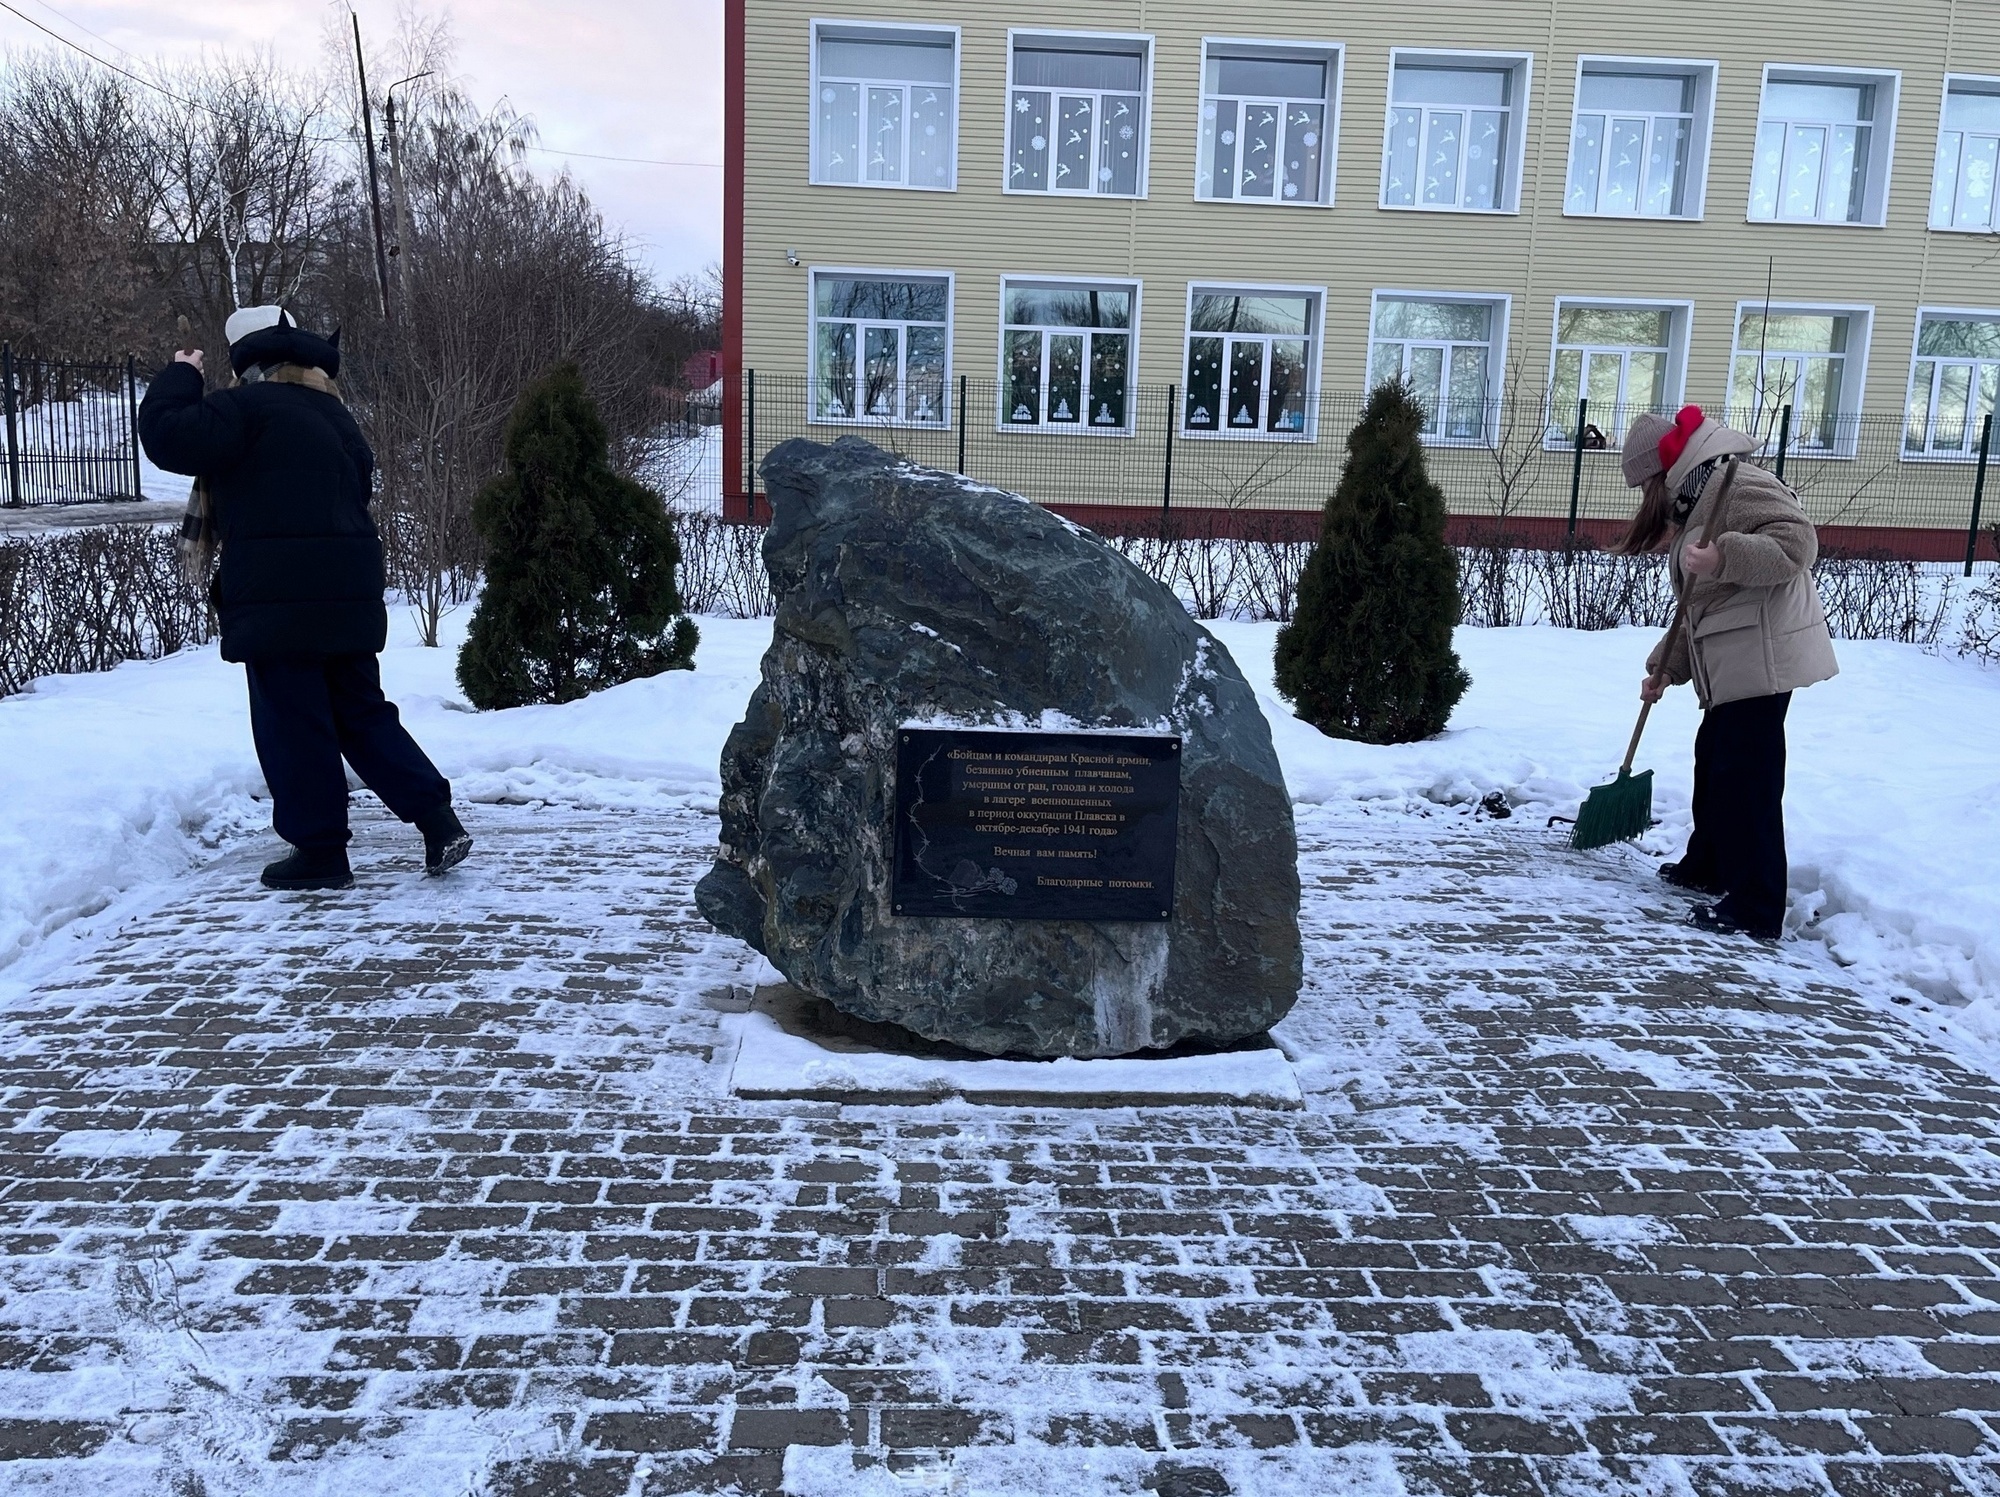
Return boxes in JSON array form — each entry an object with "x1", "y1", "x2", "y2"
[
  {"x1": 995, "y1": 274, "x2": 1143, "y2": 437},
  {"x1": 1902, "y1": 305, "x2": 2000, "y2": 463},
  {"x1": 805, "y1": 265, "x2": 955, "y2": 429},
  {"x1": 1180, "y1": 281, "x2": 1327, "y2": 442},
  {"x1": 1542, "y1": 297, "x2": 1694, "y2": 448},
  {"x1": 808, "y1": 18, "x2": 962, "y2": 191},
  {"x1": 1365, "y1": 288, "x2": 1513, "y2": 447},
  {"x1": 1193, "y1": 36, "x2": 1345, "y2": 208},
  {"x1": 1003, "y1": 28, "x2": 1155, "y2": 199},
  {"x1": 1929, "y1": 74, "x2": 2000, "y2": 234},
  {"x1": 1746, "y1": 63, "x2": 1900, "y2": 227},
  {"x1": 1379, "y1": 47, "x2": 1533, "y2": 215},
  {"x1": 1725, "y1": 299, "x2": 1873, "y2": 459},
  {"x1": 1563, "y1": 56, "x2": 1718, "y2": 220}
]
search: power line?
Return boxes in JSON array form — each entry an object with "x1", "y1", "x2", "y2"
[
  {"x1": 0, "y1": 3, "x2": 720, "y2": 174},
  {"x1": 523, "y1": 143, "x2": 722, "y2": 169},
  {"x1": 0, "y1": 0, "x2": 200, "y2": 107}
]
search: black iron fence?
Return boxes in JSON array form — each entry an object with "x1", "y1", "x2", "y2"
[
  {"x1": 1, "y1": 345, "x2": 145, "y2": 507},
  {"x1": 737, "y1": 372, "x2": 1996, "y2": 565}
]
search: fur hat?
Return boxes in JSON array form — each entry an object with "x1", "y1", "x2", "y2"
[
  {"x1": 223, "y1": 305, "x2": 340, "y2": 379},
  {"x1": 1660, "y1": 404, "x2": 1756, "y2": 489},
  {"x1": 1622, "y1": 411, "x2": 1675, "y2": 487}
]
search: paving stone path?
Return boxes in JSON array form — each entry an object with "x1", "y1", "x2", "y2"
[{"x1": 3, "y1": 798, "x2": 1999, "y2": 1496}]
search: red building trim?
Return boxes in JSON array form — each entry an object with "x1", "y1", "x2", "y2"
[{"x1": 722, "y1": 0, "x2": 747, "y2": 517}]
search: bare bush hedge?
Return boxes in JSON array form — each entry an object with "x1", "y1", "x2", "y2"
[{"x1": 0, "y1": 526, "x2": 211, "y2": 697}]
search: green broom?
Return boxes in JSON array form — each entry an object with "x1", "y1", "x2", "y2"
[{"x1": 1571, "y1": 457, "x2": 1743, "y2": 851}]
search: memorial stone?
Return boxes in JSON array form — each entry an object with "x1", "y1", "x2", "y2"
[{"x1": 695, "y1": 437, "x2": 1303, "y2": 1059}]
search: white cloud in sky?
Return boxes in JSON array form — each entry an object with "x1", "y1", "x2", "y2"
[{"x1": 0, "y1": 0, "x2": 723, "y2": 280}]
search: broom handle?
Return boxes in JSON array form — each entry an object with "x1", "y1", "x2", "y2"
[
  {"x1": 1640, "y1": 457, "x2": 1744, "y2": 706},
  {"x1": 1620, "y1": 700, "x2": 1653, "y2": 774},
  {"x1": 1626, "y1": 458, "x2": 1746, "y2": 773}
]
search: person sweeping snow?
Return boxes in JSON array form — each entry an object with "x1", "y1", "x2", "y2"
[
  {"x1": 1613, "y1": 405, "x2": 1838, "y2": 941},
  {"x1": 138, "y1": 306, "x2": 472, "y2": 891}
]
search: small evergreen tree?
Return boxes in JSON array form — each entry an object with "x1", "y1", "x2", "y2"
[
  {"x1": 1274, "y1": 380, "x2": 1468, "y2": 744},
  {"x1": 458, "y1": 364, "x2": 698, "y2": 709}
]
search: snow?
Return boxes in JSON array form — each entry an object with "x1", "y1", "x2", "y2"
[
  {"x1": 726, "y1": 1007, "x2": 1304, "y2": 1106},
  {"x1": 1, "y1": 600, "x2": 1998, "y2": 1075}
]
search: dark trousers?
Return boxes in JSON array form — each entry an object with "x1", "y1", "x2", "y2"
[
  {"x1": 1678, "y1": 691, "x2": 1792, "y2": 936},
  {"x1": 245, "y1": 654, "x2": 450, "y2": 851}
]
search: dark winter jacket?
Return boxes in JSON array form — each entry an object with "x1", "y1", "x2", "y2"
[{"x1": 138, "y1": 329, "x2": 387, "y2": 662}]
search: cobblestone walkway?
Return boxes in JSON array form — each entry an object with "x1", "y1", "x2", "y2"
[{"x1": 3, "y1": 800, "x2": 1999, "y2": 1496}]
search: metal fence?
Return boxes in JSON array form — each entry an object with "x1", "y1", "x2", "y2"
[
  {"x1": 737, "y1": 372, "x2": 1996, "y2": 561},
  {"x1": 1, "y1": 345, "x2": 145, "y2": 507}
]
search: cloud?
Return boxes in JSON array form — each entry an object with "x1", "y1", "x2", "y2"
[{"x1": 0, "y1": 0, "x2": 723, "y2": 278}]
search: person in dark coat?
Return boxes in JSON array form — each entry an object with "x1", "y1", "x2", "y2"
[{"x1": 138, "y1": 305, "x2": 472, "y2": 891}]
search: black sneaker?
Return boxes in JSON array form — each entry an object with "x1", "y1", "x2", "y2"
[
  {"x1": 1659, "y1": 861, "x2": 1724, "y2": 894},
  {"x1": 1688, "y1": 903, "x2": 1780, "y2": 942},
  {"x1": 261, "y1": 846, "x2": 354, "y2": 891},
  {"x1": 417, "y1": 804, "x2": 473, "y2": 876}
]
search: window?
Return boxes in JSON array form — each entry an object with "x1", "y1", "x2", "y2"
[
  {"x1": 811, "y1": 271, "x2": 951, "y2": 426},
  {"x1": 1001, "y1": 279, "x2": 1136, "y2": 433},
  {"x1": 1748, "y1": 68, "x2": 1899, "y2": 225},
  {"x1": 1905, "y1": 312, "x2": 2000, "y2": 459},
  {"x1": 812, "y1": 23, "x2": 958, "y2": 189},
  {"x1": 1548, "y1": 304, "x2": 1687, "y2": 444},
  {"x1": 1368, "y1": 294, "x2": 1506, "y2": 443},
  {"x1": 1931, "y1": 77, "x2": 2000, "y2": 232},
  {"x1": 1565, "y1": 61, "x2": 1714, "y2": 217},
  {"x1": 1727, "y1": 306, "x2": 1871, "y2": 455},
  {"x1": 1196, "y1": 40, "x2": 1341, "y2": 205},
  {"x1": 1008, "y1": 32, "x2": 1150, "y2": 196},
  {"x1": 1182, "y1": 287, "x2": 1320, "y2": 438},
  {"x1": 1382, "y1": 52, "x2": 1530, "y2": 212}
]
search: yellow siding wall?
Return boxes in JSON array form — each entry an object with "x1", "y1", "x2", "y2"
[{"x1": 741, "y1": 0, "x2": 2000, "y2": 521}]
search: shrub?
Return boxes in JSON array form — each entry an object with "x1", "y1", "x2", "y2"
[
  {"x1": 457, "y1": 364, "x2": 698, "y2": 708},
  {"x1": 0, "y1": 525, "x2": 212, "y2": 697},
  {"x1": 1273, "y1": 381, "x2": 1469, "y2": 742}
]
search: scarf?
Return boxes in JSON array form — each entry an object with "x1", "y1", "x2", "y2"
[
  {"x1": 177, "y1": 362, "x2": 344, "y2": 588},
  {"x1": 1668, "y1": 459, "x2": 1717, "y2": 529}
]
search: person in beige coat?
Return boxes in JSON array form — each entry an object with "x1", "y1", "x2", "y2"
[{"x1": 1615, "y1": 405, "x2": 1839, "y2": 940}]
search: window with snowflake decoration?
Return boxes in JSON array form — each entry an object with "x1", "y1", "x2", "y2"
[
  {"x1": 1747, "y1": 67, "x2": 1898, "y2": 226},
  {"x1": 811, "y1": 271, "x2": 952, "y2": 427},
  {"x1": 1565, "y1": 62, "x2": 1712, "y2": 218},
  {"x1": 1008, "y1": 34, "x2": 1150, "y2": 196},
  {"x1": 1196, "y1": 42, "x2": 1341, "y2": 205},
  {"x1": 999, "y1": 279, "x2": 1136, "y2": 434},
  {"x1": 1182, "y1": 287, "x2": 1320, "y2": 439},
  {"x1": 1381, "y1": 52, "x2": 1529, "y2": 212},
  {"x1": 812, "y1": 23, "x2": 957, "y2": 190},
  {"x1": 1930, "y1": 77, "x2": 2000, "y2": 233}
]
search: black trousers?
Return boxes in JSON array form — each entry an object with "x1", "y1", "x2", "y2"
[
  {"x1": 1678, "y1": 691, "x2": 1792, "y2": 936},
  {"x1": 245, "y1": 653, "x2": 450, "y2": 851}
]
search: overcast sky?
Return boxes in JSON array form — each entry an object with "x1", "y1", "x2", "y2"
[{"x1": 0, "y1": 0, "x2": 724, "y2": 282}]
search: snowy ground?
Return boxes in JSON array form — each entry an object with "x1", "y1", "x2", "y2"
[{"x1": 2, "y1": 609, "x2": 1995, "y2": 1073}]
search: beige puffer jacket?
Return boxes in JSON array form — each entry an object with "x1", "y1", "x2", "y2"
[{"x1": 1645, "y1": 460, "x2": 1839, "y2": 709}]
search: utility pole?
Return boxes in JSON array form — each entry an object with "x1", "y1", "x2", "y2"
[{"x1": 352, "y1": 13, "x2": 393, "y2": 324}]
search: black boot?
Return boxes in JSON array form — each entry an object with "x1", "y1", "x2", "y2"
[
  {"x1": 417, "y1": 804, "x2": 473, "y2": 876},
  {"x1": 1659, "y1": 860, "x2": 1724, "y2": 894},
  {"x1": 261, "y1": 845, "x2": 353, "y2": 891},
  {"x1": 1688, "y1": 903, "x2": 1780, "y2": 942}
]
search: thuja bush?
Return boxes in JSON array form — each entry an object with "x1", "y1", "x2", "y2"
[
  {"x1": 458, "y1": 364, "x2": 698, "y2": 708},
  {"x1": 1274, "y1": 381, "x2": 1469, "y2": 743}
]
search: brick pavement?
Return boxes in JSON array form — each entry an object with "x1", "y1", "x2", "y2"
[{"x1": 1, "y1": 799, "x2": 1998, "y2": 1495}]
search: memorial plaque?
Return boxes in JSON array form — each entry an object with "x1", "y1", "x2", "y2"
[{"x1": 892, "y1": 728, "x2": 1181, "y2": 921}]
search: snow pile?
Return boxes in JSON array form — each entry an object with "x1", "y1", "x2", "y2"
[{"x1": 1, "y1": 606, "x2": 1997, "y2": 1065}]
